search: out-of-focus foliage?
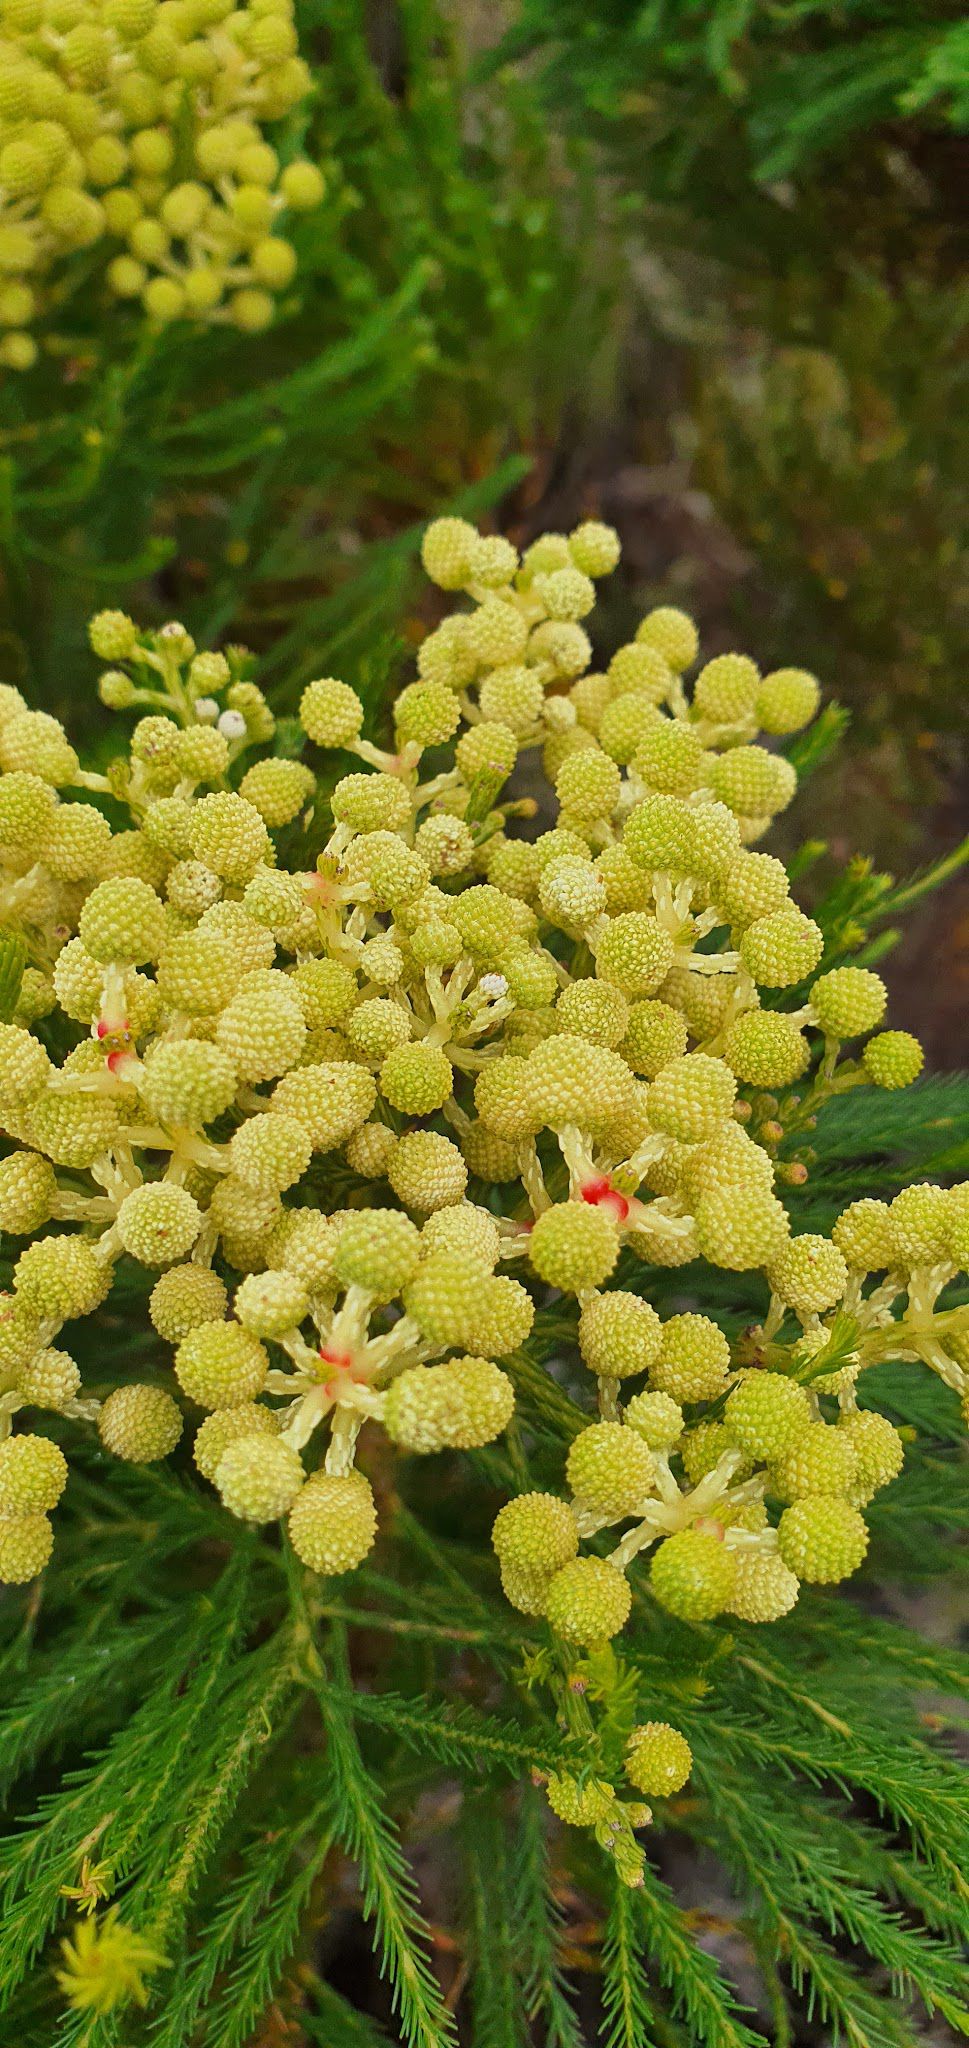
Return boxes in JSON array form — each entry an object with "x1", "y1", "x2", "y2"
[
  {"x1": 0, "y1": 0, "x2": 617, "y2": 726},
  {"x1": 481, "y1": 0, "x2": 969, "y2": 835}
]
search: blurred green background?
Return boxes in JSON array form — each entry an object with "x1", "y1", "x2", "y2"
[{"x1": 2, "y1": 0, "x2": 967, "y2": 1052}]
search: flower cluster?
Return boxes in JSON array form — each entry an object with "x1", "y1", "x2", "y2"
[
  {"x1": 0, "y1": 520, "x2": 965, "y2": 1874},
  {"x1": 0, "y1": 0, "x2": 325, "y2": 368}
]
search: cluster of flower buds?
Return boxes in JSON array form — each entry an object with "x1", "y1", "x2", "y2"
[
  {"x1": 0, "y1": 519, "x2": 964, "y2": 1872},
  {"x1": 0, "y1": 0, "x2": 325, "y2": 368}
]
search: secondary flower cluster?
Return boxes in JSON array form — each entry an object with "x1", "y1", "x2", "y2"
[
  {"x1": 0, "y1": 0, "x2": 325, "y2": 368},
  {"x1": 0, "y1": 520, "x2": 965, "y2": 1868}
]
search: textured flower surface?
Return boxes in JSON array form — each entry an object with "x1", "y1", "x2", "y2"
[{"x1": 0, "y1": 519, "x2": 965, "y2": 1887}]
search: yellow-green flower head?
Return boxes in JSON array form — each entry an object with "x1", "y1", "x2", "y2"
[
  {"x1": 287, "y1": 1469, "x2": 377, "y2": 1574},
  {"x1": 216, "y1": 1434, "x2": 305, "y2": 1522},
  {"x1": 725, "y1": 1373, "x2": 813, "y2": 1460},
  {"x1": 0, "y1": 1431, "x2": 68, "y2": 1514},
  {"x1": 723, "y1": 1009, "x2": 811, "y2": 1089},
  {"x1": 635, "y1": 606, "x2": 699, "y2": 673},
  {"x1": 0, "y1": 1512, "x2": 54, "y2": 1584},
  {"x1": 728, "y1": 1551, "x2": 800, "y2": 1622},
  {"x1": 529, "y1": 1202, "x2": 620, "y2": 1293},
  {"x1": 234, "y1": 1269, "x2": 309, "y2": 1340},
  {"x1": 14, "y1": 1236, "x2": 108, "y2": 1320},
  {"x1": 623, "y1": 1389, "x2": 683, "y2": 1451},
  {"x1": 862, "y1": 1031, "x2": 923, "y2": 1090},
  {"x1": 838, "y1": 1410, "x2": 904, "y2": 1500},
  {"x1": 384, "y1": 1356, "x2": 514, "y2": 1452},
  {"x1": 625, "y1": 1722, "x2": 692, "y2": 1797},
  {"x1": 809, "y1": 966, "x2": 887, "y2": 1038},
  {"x1": 98, "y1": 1383, "x2": 183, "y2": 1462},
  {"x1": 777, "y1": 1497, "x2": 869, "y2": 1584},
  {"x1": 650, "y1": 1527, "x2": 736, "y2": 1620},
  {"x1": 578, "y1": 1290, "x2": 662, "y2": 1379},
  {"x1": 271, "y1": 1062, "x2": 376, "y2": 1151},
  {"x1": 717, "y1": 850, "x2": 791, "y2": 925},
  {"x1": 767, "y1": 1234, "x2": 848, "y2": 1317},
  {"x1": 544, "y1": 1555, "x2": 632, "y2": 1645},
  {"x1": 755, "y1": 667, "x2": 821, "y2": 735},
  {"x1": 649, "y1": 1313, "x2": 731, "y2": 1403},
  {"x1": 831, "y1": 1198, "x2": 897, "y2": 1274},
  {"x1": 174, "y1": 1320, "x2": 268, "y2": 1409},
  {"x1": 566, "y1": 1419, "x2": 655, "y2": 1519},
  {"x1": 740, "y1": 909, "x2": 824, "y2": 989},
  {"x1": 770, "y1": 1423, "x2": 860, "y2": 1504},
  {"x1": 692, "y1": 653, "x2": 760, "y2": 724},
  {"x1": 387, "y1": 1131, "x2": 468, "y2": 1214}
]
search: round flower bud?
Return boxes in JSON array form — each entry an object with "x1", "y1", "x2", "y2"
[
  {"x1": 271, "y1": 1066, "x2": 374, "y2": 1157},
  {"x1": 421, "y1": 517, "x2": 477, "y2": 590},
  {"x1": 566, "y1": 1421, "x2": 654, "y2": 1519},
  {"x1": 723, "y1": 1011, "x2": 810, "y2": 1088},
  {"x1": 0, "y1": 1432, "x2": 67, "y2": 1514},
  {"x1": 831, "y1": 1199, "x2": 896, "y2": 1273},
  {"x1": 387, "y1": 1132, "x2": 468, "y2": 1213},
  {"x1": 556, "y1": 980, "x2": 629, "y2": 1049},
  {"x1": 769, "y1": 1416, "x2": 857, "y2": 1501},
  {"x1": 149, "y1": 1265, "x2": 227, "y2": 1344},
  {"x1": 636, "y1": 607, "x2": 699, "y2": 672},
  {"x1": 193, "y1": 1403, "x2": 279, "y2": 1483},
  {"x1": 421, "y1": 1203, "x2": 501, "y2": 1268},
  {"x1": 174, "y1": 1321, "x2": 268, "y2": 1409},
  {"x1": 455, "y1": 721, "x2": 518, "y2": 787},
  {"x1": 239, "y1": 759, "x2": 314, "y2": 828},
  {"x1": 594, "y1": 913, "x2": 675, "y2": 999},
  {"x1": 633, "y1": 720, "x2": 707, "y2": 797},
  {"x1": 345, "y1": 1123, "x2": 398, "y2": 1180},
  {"x1": 394, "y1": 680, "x2": 461, "y2": 749},
  {"x1": 492, "y1": 1492, "x2": 578, "y2": 1580},
  {"x1": 384, "y1": 1356, "x2": 514, "y2": 1452},
  {"x1": 693, "y1": 654, "x2": 759, "y2": 723},
  {"x1": 889, "y1": 1183, "x2": 952, "y2": 1265},
  {"x1": 0, "y1": 709, "x2": 78, "y2": 786},
  {"x1": 650, "y1": 1528, "x2": 736, "y2": 1620},
  {"x1": 41, "y1": 801, "x2": 112, "y2": 881},
  {"x1": 346, "y1": 998, "x2": 412, "y2": 1062},
  {"x1": 78, "y1": 877, "x2": 165, "y2": 965},
  {"x1": 116, "y1": 1183, "x2": 201, "y2": 1267},
  {"x1": 234, "y1": 1270, "x2": 309, "y2": 1339},
  {"x1": 569, "y1": 521, "x2": 621, "y2": 578},
  {"x1": 717, "y1": 851, "x2": 791, "y2": 925},
  {"x1": 838, "y1": 1410, "x2": 904, "y2": 1499},
  {"x1": 333, "y1": 1209, "x2": 422, "y2": 1300},
  {"x1": 403, "y1": 1252, "x2": 495, "y2": 1349},
  {"x1": 0, "y1": 1150, "x2": 56, "y2": 1233},
  {"x1": 379, "y1": 1042, "x2": 453, "y2": 1116},
  {"x1": 625, "y1": 1723, "x2": 692, "y2": 1797},
  {"x1": 620, "y1": 1000, "x2": 688, "y2": 1079},
  {"x1": 647, "y1": 1053, "x2": 736, "y2": 1143},
  {"x1": 14, "y1": 1237, "x2": 107, "y2": 1321},
  {"x1": 0, "y1": 771, "x2": 57, "y2": 856},
  {"x1": 767, "y1": 1235, "x2": 848, "y2": 1317},
  {"x1": 727, "y1": 1551, "x2": 800, "y2": 1622},
  {"x1": 545, "y1": 1774, "x2": 614, "y2": 1826},
  {"x1": 89, "y1": 610, "x2": 138, "y2": 661},
  {"x1": 539, "y1": 856, "x2": 607, "y2": 930},
  {"x1": 726, "y1": 1374, "x2": 812, "y2": 1460},
  {"x1": 198, "y1": 902, "x2": 275, "y2": 974},
  {"x1": 188, "y1": 792, "x2": 270, "y2": 885},
  {"x1": 473, "y1": 1274, "x2": 535, "y2": 1357},
  {"x1": 710, "y1": 746, "x2": 797, "y2": 819},
  {"x1": 777, "y1": 1498, "x2": 869, "y2": 1584},
  {"x1": 862, "y1": 1032, "x2": 923, "y2": 1090},
  {"x1": 649, "y1": 1314, "x2": 730, "y2": 1403},
  {"x1": 288, "y1": 1469, "x2": 377, "y2": 1574},
  {"x1": 216, "y1": 984, "x2": 306, "y2": 1084},
  {"x1": 740, "y1": 910, "x2": 824, "y2": 989},
  {"x1": 623, "y1": 1390, "x2": 683, "y2": 1451},
  {"x1": 290, "y1": 959, "x2": 357, "y2": 1029},
  {"x1": 578, "y1": 1291, "x2": 663, "y2": 1380},
  {"x1": 141, "y1": 1041, "x2": 238, "y2": 1127},
  {"x1": 810, "y1": 967, "x2": 886, "y2": 1038},
  {"x1": 299, "y1": 675, "x2": 364, "y2": 747},
  {"x1": 98, "y1": 1384, "x2": 182, "y2": 1462},
  {"x1": 0, "y1": 1514, "x2": 53, "y2": 1584},
  {"x1": 18, "y1": 1348, "x2": 80, "y2": 1411},
  {"x1": 229, "y1": 1114, "x2": 312, "y2": 1194},
  {"x1": 529, "y1": 1203, "x2": 620, "y2": 1293},
  {"x1": 216, "y1": 1436, "x2": 305, "y2": 1522},
  {"x1": 755, "y1": 668, "x2": 820, "y2": 735},
  {"x1": 544, "y1": 1557, "x2": 632, "y2": 1646}
]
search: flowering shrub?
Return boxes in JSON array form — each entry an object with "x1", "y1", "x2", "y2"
[
  {"x1": 1, "y1": 518, "x2": 965, "y2": 1922},
  {"x1": 0, "y1": 0, "x2": 325, "y2": 367}
]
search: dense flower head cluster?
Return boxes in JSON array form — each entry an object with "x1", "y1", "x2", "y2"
[
  {"x1": 0, "y1": 520, "x2": 965, "y2": 1877},
  {"x1": 0, "y1": 0, "x2": 325, "y2": 368}
]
